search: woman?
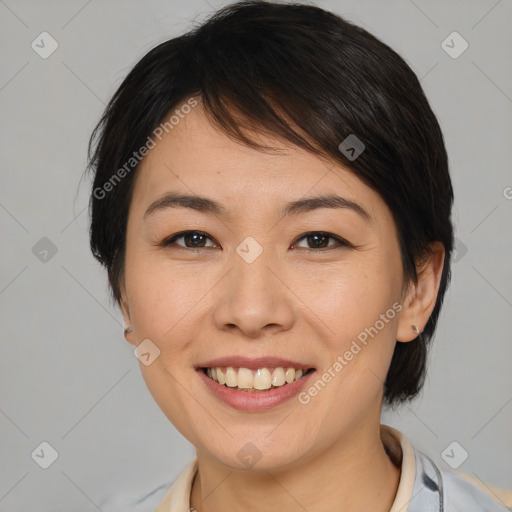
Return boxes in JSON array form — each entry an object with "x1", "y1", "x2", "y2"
[{"x1": 86, "y1": 2, "x2": 508, "y2": 510}]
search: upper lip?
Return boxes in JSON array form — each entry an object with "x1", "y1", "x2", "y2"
[{"x1": 196, "y1": 356, "x2": 315, "y2": 370}]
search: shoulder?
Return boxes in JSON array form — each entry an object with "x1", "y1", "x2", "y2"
[
  {"x1": 381, "y1": 425, "x2": 510, "y2": 512},
  {"x1": 413, "y1": 448, "x2": 510, "y2": 511},
  {"x1": 442, "y1": 467, "x2": 511, "y2": 511}
]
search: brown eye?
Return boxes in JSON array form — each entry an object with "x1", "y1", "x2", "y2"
[
  {"x1": 293, "y1": 232, "x2": 351, "y2": 251},
  {"x1": 162, "y1": 231, "x2": 218, "y2": 249}
]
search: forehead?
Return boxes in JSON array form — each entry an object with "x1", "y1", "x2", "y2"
[{"x1": 129, "y1": 105, "x2": 383, "y2": 220}]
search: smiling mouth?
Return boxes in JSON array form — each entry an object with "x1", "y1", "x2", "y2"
[{"x1": 201, "y1": 366, "x2": 315, "y2": 392}]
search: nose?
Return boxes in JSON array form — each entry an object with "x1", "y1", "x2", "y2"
[{"x1": 212, "y1": 244, "x2": 295, "y2": 338}]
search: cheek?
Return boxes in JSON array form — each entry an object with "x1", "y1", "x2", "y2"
[
  {"x1": 300, "y1": 254, "x2": 401, "y2": 339},
  {"x1": 124, "y1": 250, "x2": 207, "y2": 341},
  {"x1": 124, "y1": 254, "x2": 206, "y2": 436},
  {"x1": 299, "y1": 256, "x2": 402, "y2": 402}
]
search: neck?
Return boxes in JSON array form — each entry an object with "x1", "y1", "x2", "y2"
[{"x1": 190, "y1": 421, "x2": 400, "y2": 512}]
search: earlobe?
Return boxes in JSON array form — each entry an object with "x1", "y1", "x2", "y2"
[
  {"x1": 122, "y1": 320, "x2": 136, "y2": 346},
  {"x1": 119, "y1": 292, "x2": 136, "y2": 346},
  {"x1": 396, "y1": 241, "x2": 445, "y2": 342},
  {"x1": 124, "y1": 325, "x2": 135, "y2": 345}
]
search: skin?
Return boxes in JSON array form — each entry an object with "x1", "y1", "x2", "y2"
[{"x1": 120, "y1": 100, "x2": 445, "y2": 512}]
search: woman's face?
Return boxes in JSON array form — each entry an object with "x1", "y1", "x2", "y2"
[{"x1": 121, "y1": 102, "x2": 410, "y2": 471}]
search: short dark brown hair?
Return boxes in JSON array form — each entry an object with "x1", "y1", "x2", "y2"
[{"x1": 86, "y1": 1, "x2": 454, "y2": 405}]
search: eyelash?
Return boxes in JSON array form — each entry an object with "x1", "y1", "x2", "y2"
[{"x1": 160, "y1": 230, "x2": 353, "y2": 253}]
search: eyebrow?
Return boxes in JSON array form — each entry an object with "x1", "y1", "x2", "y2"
[{"x1": 143, "y1": 191, "x2": 372, "y2": 222}]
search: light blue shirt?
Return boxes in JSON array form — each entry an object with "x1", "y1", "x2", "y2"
[{"x1": 409, "y1": 449, "x2": 509, "y2": 511}]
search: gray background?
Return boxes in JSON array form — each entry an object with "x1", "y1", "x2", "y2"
[{"x1": 1, "y1": 0, "x2": 511, "y2": 510}]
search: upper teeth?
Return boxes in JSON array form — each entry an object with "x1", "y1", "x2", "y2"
[{"x1": 206, "y1": 367, "x2": 308, "y2": 390}]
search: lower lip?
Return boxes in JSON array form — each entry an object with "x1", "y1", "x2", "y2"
[{"x1": 197, "y1": 369, "x2": 316, "y2": 412}]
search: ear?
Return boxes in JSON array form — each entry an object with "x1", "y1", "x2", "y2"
[
  {"x1": 396, "y1": 241, "x2": 445, "y2": 342},
  {"x1": 119, "y1": 285, "x2": 136, "y2": 347}
]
